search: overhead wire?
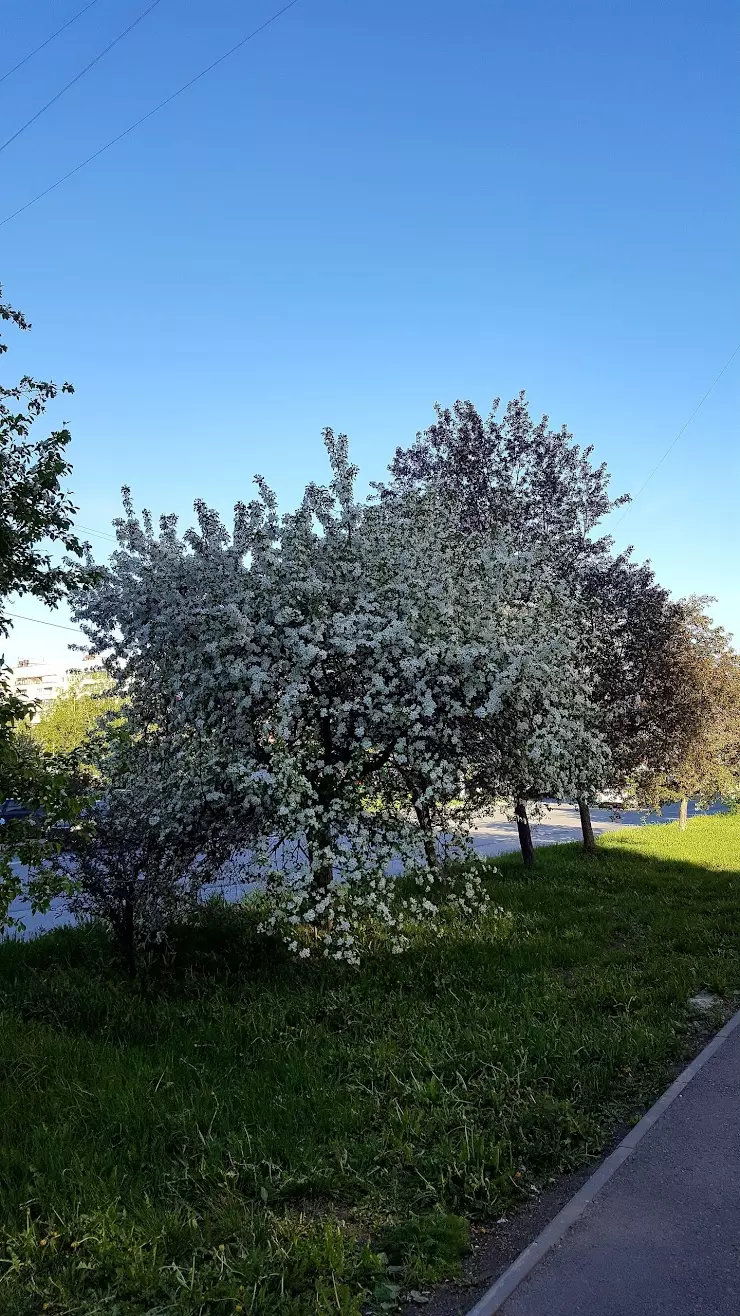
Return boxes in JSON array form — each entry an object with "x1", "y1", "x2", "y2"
[
  {"x1": 6, "y1": 612, "x2": 86, "y2": 635},
  {"x1": 0, "y1": 0, "x2": 103, "y2": 86},
  {"x1": 0, "y1": 0, "x2": 166, "y2": 156},
  {"x1": 3, "y1": 0, "x2": 733, "y2": 602},
  {"x1": 11, "y1": 334, "x2": 740, "y2": 565},
  {"x1": 0, "y1": 0, "x2": 303, "y2": 226},
  {"x1": 77, "y1": 524, "x2": 117, "y2": 542},
  {"x1": 614, "y1": 341, "x2": 740, "y2": 528}
]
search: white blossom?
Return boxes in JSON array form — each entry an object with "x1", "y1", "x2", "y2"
[{"x1": 73, "y1": 431, "x2": 608, "y2": 961}]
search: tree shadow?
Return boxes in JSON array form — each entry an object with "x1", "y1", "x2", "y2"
[{"x1": 1, "y1": 826, "x2": 738, "y2": 1050}]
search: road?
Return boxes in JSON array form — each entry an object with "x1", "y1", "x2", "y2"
[{"x1": 3, "y1": 800, "x2": 709, "y2": 939}]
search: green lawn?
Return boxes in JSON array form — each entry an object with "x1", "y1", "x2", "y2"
[{"x1": 1, "y1": 813, "x2": 739, "y2": 1314}]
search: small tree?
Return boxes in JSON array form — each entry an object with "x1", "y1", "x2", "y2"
[
  {"x1": 638, "y1": 599, "x2": 740, "y2": 827},
  {"x1": 0, "y1": 281, "x2": 94, "y2": 925},
  {"x1": 27, "y1": 670, "x2": 120, "y2": 756},
  {"x1": 574, "y1": 555, "x2": 690, "y2": 846},
  {"x1": 62, "y1": 722, "x2": 233, "y2": 974}
]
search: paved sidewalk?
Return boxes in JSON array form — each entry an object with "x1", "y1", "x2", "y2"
[{"x1": 494, "y1": 1017, "x2": 740, "y2": 1316}]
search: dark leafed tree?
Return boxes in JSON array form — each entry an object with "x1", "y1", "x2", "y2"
[
  {"x1": 382, "y1": 393, "x2": 681, "y2": 860},
  {"x1": 575, "y1": 554, "x2": 689, "y2": 840},
  {"x1": 386, "y1": 392, "x2": 628, "y2": 560}
]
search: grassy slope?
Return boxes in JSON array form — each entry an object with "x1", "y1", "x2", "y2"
[{"x1": 0, "y1": 813, "x2": 738, "y2": 1314}]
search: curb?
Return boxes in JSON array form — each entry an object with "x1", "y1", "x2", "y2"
[{"x1": 465, "y1": 1005, "x2": 740, "y2": 1316}]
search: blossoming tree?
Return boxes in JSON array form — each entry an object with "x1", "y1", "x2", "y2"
[
  {"x1": 383, "y1": 391, "x2": 682, "y2": 856},
  {"x1": 75, "y1": 431, "x2": 606, "y2": 954}
]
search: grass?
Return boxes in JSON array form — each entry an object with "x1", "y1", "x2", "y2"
[{"x1": 0, "y1": 812, "x2": 739, "y2": 1314}]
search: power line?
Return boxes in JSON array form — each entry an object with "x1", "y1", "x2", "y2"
[
  {"x1": 6, "y1": 612, "x2": 85, "y2": 635},
  {"x1": 0, "y1": 0, "x2": 103, "y2": 86},
  {"x1": 614, "y1": 341, "x2": 740, "y2": 528},
  {"x1": 7, "y1": 339, "x2": 737, "y2": 626},
  {"x1": 0, "y1": 0, "x2": 166, "y2": 157},
  {"x1": 0, "y1": 0, "x2": 303, "y2": 226},
  {"x1": 78, "y1": 523, "x2": 117, "y2": 542}
]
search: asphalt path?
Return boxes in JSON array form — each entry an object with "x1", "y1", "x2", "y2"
[{"x1": 495, "y1": 1016, "x2": 740, "y2": 1316}]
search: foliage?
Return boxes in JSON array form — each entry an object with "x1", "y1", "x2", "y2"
[
  {"x1": 59, "y1": 720, "x2": 237, "y2": 973},
  {"x1": 0, "y1": 813, "x2": 737, "y2": 1313},
  {"x1": 0, "y1": 281, "x2": 95, "y2": 927},
  {"x1": 577, "y1": 555, "x2": 689, "y2": 801},
  {"x1": 0, "y1": 281, "x2": 89, "y2": 633},
  {"x1": 385, "y1": 391, "x2": 629, "y2": 557},
  {"x1": 383, "y1": 393, "x2": 692, "y2": 835},
  {"x1": 0, "y1": 669, "x2": 92, "y2": 933},
  {"x1": 0, "y1": 670, "x2": 35, "y2": 812},
  {"x1": 638, "y1": 598, "x2": 740, "y2": 809},
  {"x1": 0, "y1": 723, "x2": 90, "y2": 929},
  {"x1": 26, "y1": 669, "x2": 121, "y2": 756},
  {"x1": 73, "y1": 431, "x2": 607, "y2": 959}
]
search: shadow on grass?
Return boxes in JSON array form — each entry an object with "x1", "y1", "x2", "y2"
[
  {"x1": 1, "y1": 825, "x2": 739, "y2": 1049},
  {"x1": 0, "y1": 819, "x2": 738, "y2": 1314}
]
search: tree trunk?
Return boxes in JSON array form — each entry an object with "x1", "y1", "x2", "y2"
[
  {"x1": 577, "y1": 797, "x2": 597, "y2": 855},
  {"x1": 514, "y1": 798, "x2": 535, "y2": 868},
  {"x1": 118, "y1": 899, "x2": 136, "y2": 978},
  {"x1": 414, "y1": 801, "x2": 438, "y2": 871},
  {"x1": 311, "y1": 718, "x2": 336, "y2": 899},
  {"x1": 307, "y1": 824, "x2": 334, "y2": 897},
  {"x1": 678, "y1": 797, "x2": 689, "y2": 831}
]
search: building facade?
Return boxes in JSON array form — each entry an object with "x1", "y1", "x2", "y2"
[{"x1": 9, "y1": 655, "x2": 104, "y2": 720}]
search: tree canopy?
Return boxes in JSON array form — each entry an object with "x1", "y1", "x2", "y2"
[
  {"x1": 638, "y1": 597, "x2": 740, "y2": 822},
  {"x1": 73, "y1": 430, "x2": 607, "y2": 956},
  {"x1": 0, "y1": 282, "x2": 93, "y2": 925},
  {"x1": 0, "y1": 284, "x2": 88, "y2": 634},
  {"x1": 26, "y1": 671, "x2": 120, "y2": 757},
  {"x1": 384, "y1": 393, "x2": 692, "y2": 853}
]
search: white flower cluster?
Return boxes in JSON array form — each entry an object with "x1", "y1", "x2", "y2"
[{"x1": 73, "y1": 431, "x2": 608, "y2": 962}]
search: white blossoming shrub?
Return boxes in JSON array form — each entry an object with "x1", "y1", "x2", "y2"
[
  {"x1": 61, "y1": 724, "x2": 234, "y2": 973},
  {"x1": 74, "y1": 431, "x2": 608, "y2": 962}
]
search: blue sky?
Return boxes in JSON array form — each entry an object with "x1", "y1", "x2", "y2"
[{"x1": 2, "y1": 0, "x2": 738, "y2": 666}]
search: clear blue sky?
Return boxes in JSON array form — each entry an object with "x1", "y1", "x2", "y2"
[{"x1": 2, "y1": 0, "x2": 738, "y2": 666}]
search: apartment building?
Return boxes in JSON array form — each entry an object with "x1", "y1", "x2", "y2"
[{"x1": 9, "y1": 654, "x2": 104, "y2": 719}]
